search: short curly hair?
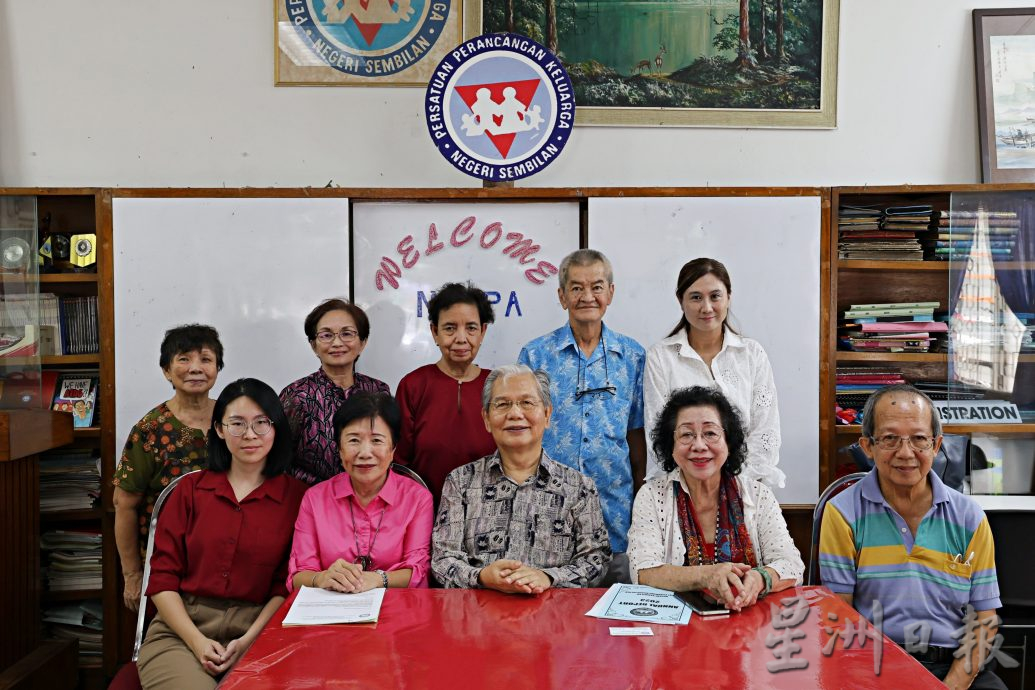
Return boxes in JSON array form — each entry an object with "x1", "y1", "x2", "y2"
[
  {"x1": 427, "y1": 282, "x2": 495, "y2": 327},
  {"x1": 651, "y1": 386, "x2": 747, "y2": 475}
]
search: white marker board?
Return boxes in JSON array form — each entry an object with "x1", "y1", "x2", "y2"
[
  {"x1": 352, "y1": 201, "x2": 580, "y2": 391},
  {"x1": 588, "y1": 196, "x2": 822, "y2": 504},
  {"x1": 112, "y1": 197, "x2": 350, "y2": 449}
]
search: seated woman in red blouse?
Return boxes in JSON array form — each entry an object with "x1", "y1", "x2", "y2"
[
  {"x1": 394, "y1": 282, "x2": 497, "y2": 503},
  {"x1": 136, "y1": 378, "x2": 308, "y2": 690}
]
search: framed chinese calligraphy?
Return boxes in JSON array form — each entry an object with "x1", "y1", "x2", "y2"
[
  {"x1": 474, "y1": 0, "x2": 839, "y2": 127},
  {"x1": 974, "y1": 8, "x2": 1035, "y2": 182},
  {"x1": 275, "y1": 0, "x2": 472, "y2": 86}
]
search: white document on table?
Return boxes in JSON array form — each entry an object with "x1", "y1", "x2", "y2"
[
  {"x1": 585, "y1": 584, "x2": 692, "y2": 626},
  {"x1": 282, "y1": 586, "x2": 387, "y2": 626}
]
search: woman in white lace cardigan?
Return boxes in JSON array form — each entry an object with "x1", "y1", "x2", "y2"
[
  {"x1": 628, "y1": 386, "x2": 802, "y2": 611},
  {"x1": 643, "y1": 257, "x2": 784, "y2": 489}
]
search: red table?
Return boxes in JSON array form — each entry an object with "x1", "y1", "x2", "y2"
[{"x1": 221, "y1": 586, "x2": 943, "y2": 689}]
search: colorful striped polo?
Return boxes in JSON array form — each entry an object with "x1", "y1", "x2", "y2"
[{"x1": 819, "y1": 469, "x2": 1000, "y2": 648}]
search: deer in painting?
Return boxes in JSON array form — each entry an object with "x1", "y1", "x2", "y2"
[
  {"x1": 631, "y1": 58, "x2": 652, "y2": 75},
  {"x1": 654, "y1": 44, "x2": 667, "y2": 72}
]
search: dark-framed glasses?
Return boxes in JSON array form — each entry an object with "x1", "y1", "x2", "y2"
[
  {"x1": 221, "y1": 417, "x2": 273, "y2": 437},
  {"x1": 575, "y1": 336, "x2": 616, "y2": 400},
  {"x1": 870, "y1": 434, "x2": 936, "y2": 452},
  {"x1": 315, "y1": 328, "x2": 359, "y2": 344}
]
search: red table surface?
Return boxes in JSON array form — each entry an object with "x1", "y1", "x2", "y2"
[{"x1": 221, "y1": 586, "x2": 943, "y2": 690}]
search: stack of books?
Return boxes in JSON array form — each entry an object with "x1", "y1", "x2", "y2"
[
  {"x1": 39, "y1": 450, "x2": 100, "y2": 512},
  {"x1": 838, "y1": 204, "x2": 933, "y2": 260},
  {"x1": 0, "y1": 293, "x2": 99, "y2": 356},
  {"x1": 43, "y1": 600, "x2": 103, "y2": 661},
  {"x1": 835, "y1": 367, "x2": 906, "y2": 423},
  {"x1": 839, "y1": 302, "x2": 946, "y2": 353},
  {"x1": 41, "y1": 530, "x2": 103, "y2": 592},
  {"x1": 924, "y1": 210, "x2": 1020, "y2": 261}
]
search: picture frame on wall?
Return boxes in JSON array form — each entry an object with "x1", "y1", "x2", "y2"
[
  {"x1": 974, "y1": 8, "x2": 1035, "y2": 182},
  {"x1": 473, "y1": 0, "x2": 839, "y2": 127},
  {"x1": 275, "y1": 0, "x2": 473, "y2": 86}
]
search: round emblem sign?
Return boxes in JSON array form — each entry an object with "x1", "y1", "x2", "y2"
[
  {"x1": 287, "y1": 0, "x2": 449, "y2": 77},
  {"x1": 425, "y1": 33, "x2": 575, "y2": 181}
]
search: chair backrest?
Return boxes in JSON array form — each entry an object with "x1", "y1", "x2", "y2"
[
  {"x1": 807, "y1": 472, "x2": 868, "y2": 586},
  {"x1": 391, "y1": 462, "x2": 429, "y2": 491},
  {"x1": 132, "y1": 469, "x2": 202, "y2": 662}
]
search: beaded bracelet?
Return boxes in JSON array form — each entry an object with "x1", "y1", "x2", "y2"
[
  {"x1": 753, "y1": 566, "x2": 773, "y2": 597},
  {"x1": 375, "y1": 569, "x2": 388, "y2": 589}
]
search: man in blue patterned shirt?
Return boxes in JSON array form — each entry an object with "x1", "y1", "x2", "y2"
[{"x1": 518, "y1": 249, "x2": 646, "y2": 585}]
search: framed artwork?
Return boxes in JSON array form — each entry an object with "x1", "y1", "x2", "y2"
[
  {"x1": 275, "y1": 0, "x2": 469, "y2": 86},
  {"x1": 974, "y1": 8, "x2": 1035, "y2": 182},
  {"x1": 472, "y1": 0, "x2": 839, "y2": 127}
]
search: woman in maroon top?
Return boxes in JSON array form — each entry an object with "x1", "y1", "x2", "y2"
[
  {"x1": 137, "y1": 379, "x2": 308, "y2": 690},
  {"x1": 395, "y1": 283, "x2": 498, "y2": 503}
]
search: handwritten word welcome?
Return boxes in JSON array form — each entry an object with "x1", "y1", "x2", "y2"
[{"x1": 373, "y1": 216, "x2": 558, "y2": 290}]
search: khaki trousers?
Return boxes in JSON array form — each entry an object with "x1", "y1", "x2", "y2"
[{"x1": 137, "y1": 594, "x2": 262, "y2": 690}]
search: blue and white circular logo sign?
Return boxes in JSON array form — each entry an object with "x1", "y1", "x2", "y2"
[
  {"x1": 425, "y1": 33, "x2": 575, "y2": 181},
  {"x1": 287, "y1": 0, "x2": 449, "y2": 76}
]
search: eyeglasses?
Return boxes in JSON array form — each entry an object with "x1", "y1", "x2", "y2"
[
  {"x1": 575, "y1": 335, "x2": 616, "y2": 401},
  {"x1": 870, "y1": 435, "x2": 936, "y2": 452},
  {"x1": 221, "y1": 417, "x2": 273, "y2": 437},
  {"x1": 676, "y1": 429, "x2": 725, "y2": 446},
  {"x1": 489, "y1": 399, "x2": 543, "y2": 414},
  {"x1": 315, "y1": 328, "x2": 359, "y2": 344}
]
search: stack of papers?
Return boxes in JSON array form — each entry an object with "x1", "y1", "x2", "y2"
[
  {"x1": 44, "y1": 600, "x2": 103, "y2": 659},
  {"x1": 41, "y1": 530, "x2": 103, "y2": 591},
  {"x1": 282, "y1": 586, "x2": 386, "y2": 626},
  {"x1": 585, "y1": 584, "x2": 691, "y2": 626}
]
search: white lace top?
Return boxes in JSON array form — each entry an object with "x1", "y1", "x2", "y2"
[
  {"x1": 643, "y1": 328, "x2": 785, "y2": 489},
  {"x1": 627, "y1": 470, "x2": 804, "y2": 585}
]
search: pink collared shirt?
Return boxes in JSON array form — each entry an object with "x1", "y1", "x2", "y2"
[{"x1": 288, "y1": 470, "x2": 433, "y2": 590}]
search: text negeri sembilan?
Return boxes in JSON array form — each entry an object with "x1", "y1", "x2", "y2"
[{"x1": 426, "y1": 35, "x2": 574, "y2": 181}]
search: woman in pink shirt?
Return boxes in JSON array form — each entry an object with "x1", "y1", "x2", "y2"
[{"x1": 288, "y1": 392, "x2": 434, "y2": 591}]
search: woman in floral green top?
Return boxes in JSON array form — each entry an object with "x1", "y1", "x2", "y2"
[{"x1": 112, "y1": 324, "x2": 224, "y2": 612}]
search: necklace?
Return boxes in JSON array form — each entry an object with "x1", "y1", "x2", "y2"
[
  {"x1": 348, "y1": 500, "x2": 387, "y2": 571},
  {"x1": 697, "y1": 504, "x2": 722, "y2": 565}
]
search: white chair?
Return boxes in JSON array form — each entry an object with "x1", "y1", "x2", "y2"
[
  {"x1": 807, "y1": 472, "x2": 868, "y2": 586},
  {"x1": 131, "y1": 469, "x2": 202, "y2": 661}
]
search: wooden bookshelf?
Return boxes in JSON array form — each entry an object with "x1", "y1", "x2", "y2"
[{"x1": 829, "y1": 185, "x2": 1035, "y2": 505}]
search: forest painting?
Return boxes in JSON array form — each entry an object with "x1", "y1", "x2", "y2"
[{"x1": 476, "y1": 0, "x2": 838, "y2": 126}]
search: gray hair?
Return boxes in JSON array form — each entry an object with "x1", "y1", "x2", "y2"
[
  {"x1": 482, "y1": 364, "x2": 552, "y2": 411},
  {"x1": 861, "y1": 384, "x2": 942, "y2": 439},
  {"x1": 558, "y1": 249, "x2": 614, "y2": 289}
]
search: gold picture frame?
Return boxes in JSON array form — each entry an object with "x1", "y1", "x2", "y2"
[
  {"x1": 470, "y1": 0, "x2": 839, "y2": 127},
  {"x1": 275, "y1": 0, "x2": 468, "y2": 86}
]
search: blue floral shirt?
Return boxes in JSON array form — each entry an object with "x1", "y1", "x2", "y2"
[{"x1": 518, "y1": 323, "x2": 645, "y2": 553}]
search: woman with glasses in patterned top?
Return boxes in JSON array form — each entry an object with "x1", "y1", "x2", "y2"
[
  {"x1": 628, "y1": 386, "x2": 802, "y2": 611},
  {"x1": 280, "y1": 298, "x2": 389, "y2": 485}
]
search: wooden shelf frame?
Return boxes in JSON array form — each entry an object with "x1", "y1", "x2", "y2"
[{"x1": 828, "y1": 184, "x2": 1035, "y2": 498}]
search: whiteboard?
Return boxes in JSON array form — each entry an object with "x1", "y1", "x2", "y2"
[
  {"x1": 352, "y1": 202, "x2": 580, "y2": 391},
  {"x1": 588, "y1": 196, "x2": 822, "y2": 504},
  {"x1": 112, "y1": 197, "x2": 350, "y2": 450}
]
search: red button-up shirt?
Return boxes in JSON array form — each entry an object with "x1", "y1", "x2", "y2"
[{"x1": 146, "y1": 470, "x2": 308, "y2": 603}]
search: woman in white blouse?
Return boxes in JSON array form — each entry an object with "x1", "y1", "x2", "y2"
[
  {"x1": 628, "y1": 386, "x2": 802, "y2": 611},
  {"x1": 643, "y1": 257, "x2": 784, "y2": 488}
]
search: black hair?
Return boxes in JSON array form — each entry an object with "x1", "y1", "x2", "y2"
[
  {"x1": 207, "y1": 378, "x2": 293, "y2": 477},
  {"x1": 159, "y1": 324, "x2": 224, "y2": 371},
  {"x1": 427, "y1": 282, "x2": 495, "y2": 327},
  {"x1": 304, "y1": 298, "x2": 371, "y2": 342},
  {"x1": 667, "y1": 257, "x2": 738, "y2": 338},
  {"x1": 651, "y1": 386, "x2": 747, "y2": 475},
  {"x1": 332, "y1": 392, "x2": 403, "y2": 448}
]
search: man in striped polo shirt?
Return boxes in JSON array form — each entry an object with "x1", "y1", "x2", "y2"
[{"x1": 820, "y1": 385, "x2": 1006, "y2": 689}]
